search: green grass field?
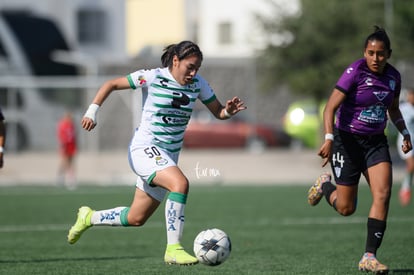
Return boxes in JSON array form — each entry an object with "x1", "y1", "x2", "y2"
[{"x1": 0, "y1": 184, "x2": 413, "y2": 275}]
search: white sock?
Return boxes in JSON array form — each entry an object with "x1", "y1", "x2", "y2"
[
  {"x1": 165, "y1": 192, "x2": 187, "y2": 245},
  {"x1": 91, "y1": 207, "x2": 129, "y2": 226},
  {"x1": 402, "y1": 173, "x2": 413, "y2": 190}
]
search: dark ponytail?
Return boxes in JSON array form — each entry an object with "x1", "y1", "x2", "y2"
[
  {"x1": 161, "y1": 41, "x2": 203, "y2": 68},
  {"x1": 364, "y1": 25, "x2": 392, "y2": 54}
]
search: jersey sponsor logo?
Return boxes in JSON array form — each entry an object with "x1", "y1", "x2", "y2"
[
  {"x1": 358, "y1": 103, "x2": 386, "y2": 124},
  {"x1": 162, "y1": 116, "x2": 171, "y2": 124},
  {"x1": 365, "y1": 77, "x2": 373, "y2": 86},
  {"x1": 373, "y1": 91, "x2": 389, "y2": 101},
  {"x1": 171, "y1": 92, "x2": 191, "y2": 108},
  {"x1": 346, "y1": 67, "x2": 354, "y2": 74},
  {"x1": 162, "y1": 116, "x2": 188, "y2": 124},
  {"x1": 160, "y1": 78, "x2": 169, "y2": 87}
]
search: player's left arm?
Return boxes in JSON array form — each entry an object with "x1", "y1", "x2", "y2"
[
  {"x1": 82, "y1": 77, "x2": 131, "y2": 131},
  {"x1": 205, "y1": 97, "x2": 247, "y2": 120},
  {"x1": 388, "y1": 96, "x2": 412, "y2": 153}
]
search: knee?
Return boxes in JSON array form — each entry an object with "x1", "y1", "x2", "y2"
[
  {"x1": 335, "y1": 201, "x2": 356, "y2": 216},
  {"x1": 374, "y1": 189, "x2": 391, "y2": 206},
  {"x1": 169, "y1": 177, "x2": 190, "y2": 194},
  {"x1": 337, "y1": 206, "x2": 356, "y2": 216},
  {"x1": 128, "y1": 216, "x2": 148, "y2": 227}
]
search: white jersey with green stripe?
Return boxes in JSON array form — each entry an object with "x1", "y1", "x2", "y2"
[{"x1": 127, "y1": 67, "x2": 217, "y2": 153}]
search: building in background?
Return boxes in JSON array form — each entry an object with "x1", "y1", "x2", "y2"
[
  {"x1": 0, "y1": 0, "x2": 299, "y2": 60},
  {"x1": 0, "y1": 0, "x2": 299, "y2": 151}
]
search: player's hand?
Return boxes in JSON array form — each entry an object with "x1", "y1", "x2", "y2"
[
  {"x1": 81, "y1": 103, "x2": 99, "y2": 131},
  {"x1": 81, "y1": 117, "x2": 96, "y2": 131},
  {"x1": 225, "y1": 97, "x2": 247, "y2": 115},
  {"x1": 402, "y1": 136, "x2": 412, "y2": 154},
  {"x1": 318, "y1": 140, "x2": 332, "y2": 167}
]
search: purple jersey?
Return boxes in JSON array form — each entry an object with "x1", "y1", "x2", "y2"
[{"x1": 335, "y1": 58, "x2": 401, "y2": 135}]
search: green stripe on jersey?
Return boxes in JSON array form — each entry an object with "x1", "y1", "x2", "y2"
[
  {"x1": 127, "y1": 75, "x2": 137, "y2": 89},
  {"x1": 156, "y1": 138, "x2": 183, "y2": 144},
  {"x1": 153, "y1": 103, "x2": 192, "y2": 113},
  {"x1": 155, "y1": 143, "x2": 181, "y2": 153},
  {"x1": 151, "y1": 83, "x2": 199, "y2": 93},
  {"x1": 154, "y1": 113, "x2": 190, "y2": 119},
  {"x1": 202, "y1": 95, "x2": 217, "y2": 105},
  {"x1": 152, "y1": 122, "x2": 188, "y2": 127},
  {"x1": 152, "y1": 92, "x2": 197, "y2": 102},
  {"x1": 152, "y1": 130, "x2": 185, "y2": 136}
]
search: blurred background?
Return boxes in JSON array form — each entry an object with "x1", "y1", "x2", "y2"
[{"x1": 0, "y1": 0, "x2": 412, "y2": 185}]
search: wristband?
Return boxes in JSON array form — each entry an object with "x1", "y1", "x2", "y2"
[
  {"x1": 402, "y1": 129, "x2": 410, "y2": 136},
  {"x1": 0, "y1": 146, "x2": 3, "y2": 153},
  {"x1": 325, "y1": 133, "x2": 334, "y2": 141},
  {"x1": 84, "y1": 103, "x2": 100, "y2": 123},
  {"x1": 223, "y1": 109, "x2": 232, "y2": 118}
]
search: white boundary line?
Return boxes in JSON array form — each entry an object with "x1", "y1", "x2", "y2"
[{"x1": 1, "y1": 216, "x2": 413, "y2": 233}]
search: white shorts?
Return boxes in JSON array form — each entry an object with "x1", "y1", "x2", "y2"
[
  {"x1": 128, "y1": 144, "x2": 179, "y2": 202},
  {"x1": 397, "y1": 134, "x2": 414, "y2": 160}
]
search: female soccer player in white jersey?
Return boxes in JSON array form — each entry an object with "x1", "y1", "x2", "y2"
[
  {"x1": 396, "y1": 88, "x2": 414, "y2": 206},
  {"x1": 307, "y1": 26, "x2": 412, "y2": 273},
  {"x1": 67, "y1": 41, "x2": 246, "y2": 265}
]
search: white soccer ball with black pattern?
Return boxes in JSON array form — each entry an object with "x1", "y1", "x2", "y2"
[{"x1": 193, "y1": 228, "x2": 231, "y2": 266}]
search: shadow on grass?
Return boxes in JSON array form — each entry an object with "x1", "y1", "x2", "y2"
[
  {"x1": 391, "y1": 269, "x2": 414, "y2": 274},
  {"x1": 0, "y1": 255, "x2": 139, "y2": 264}
]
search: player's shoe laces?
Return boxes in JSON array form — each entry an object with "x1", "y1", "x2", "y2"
[
  {"x1": 399, "y1": 187, "x2": 411, "y2": 206},
  {"x1": 67, "y1": 206, "x2": 93, "y2": 244},
  {"x1": 358, "y1": 253, "x2": 388, "y2": 274},
  {"x1": 308, "y1": 172, "x2": 331, "y2": 206},
  {"x1": 164, "y1": 244, "x2": 198, "y2": 265}
]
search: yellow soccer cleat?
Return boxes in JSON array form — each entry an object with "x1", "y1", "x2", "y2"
[
  {"x1": 307, "y1": 172, "x2": 331, "y2": 206},
  {"x1": 67, "y1": 206, "x2": 94, "y2": 244},
  {"x1": 358, "y1": 253, "x2": 389, "y2": 274},
  {"x1": 164, "y1": 244, "x2": 198, "y2": 265}
]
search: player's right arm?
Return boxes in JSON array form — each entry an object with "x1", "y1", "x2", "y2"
[
  {"x1": 318, "y1": 88, "x2": 345, "y2": 167},
  {"x1": 82, "y1": 77, "x2": 131, "y2": 131}
]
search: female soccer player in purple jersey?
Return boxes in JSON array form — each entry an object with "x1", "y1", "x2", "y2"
[
  {"x1": 67, "y1": 41, "x2": 246, "y2": 265},
  {"x1": 307, "y1": 26, "x2": 412, "y2": 273}
]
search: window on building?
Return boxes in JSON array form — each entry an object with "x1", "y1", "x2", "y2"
[
  {"x1": 77, "y1": 8, "x2": 106, "y2": 44},
  {"x1": 218, "y1": 22, "x2": 232, "y2": 45}
]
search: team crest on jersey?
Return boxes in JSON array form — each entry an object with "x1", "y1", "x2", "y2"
[
  {"x1": 389, "y1": 80, "x2": 396, "y2": 91},
  {"x1": 138, "y1": 75, "x2": 147, "y2": 85},
  {"x1": 187, "y1": 81, "x2": 197, "y2": 91},
  {"x1": 155, "y1": 156, "x2": 168, "y2": 166},
  {"x1": 373, "y1": 91, "x2": 389, "y2": 101}
]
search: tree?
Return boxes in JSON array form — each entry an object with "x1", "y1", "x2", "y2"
[{"x1": 257, "y1": 0, "x2": 414, "y2": 101}]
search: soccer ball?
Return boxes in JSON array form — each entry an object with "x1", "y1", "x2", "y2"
[{"x1": 193, "y1": 228, "x2": 231, "y2": 266}]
